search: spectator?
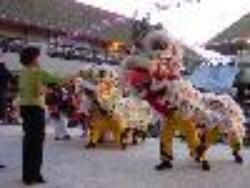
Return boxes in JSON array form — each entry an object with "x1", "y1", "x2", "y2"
[
  {"x1": 74, "y1": 76, "x2": 84, "y2": 94},
  {"x1": 48, "y1": 85, "x2": 71, "y2": 140},
  {"x1": 0, "y1": 52, "x2": 12, "y2": 169},
  {"x1": 0, "y1": 53, "x2": 12, "y2": 124},
  {"x1": 77, "y1": 87, "x2": 95, "y2": 137},
  {"x1": 19, "y1": 46, "x2": 59, "y2": 185}
]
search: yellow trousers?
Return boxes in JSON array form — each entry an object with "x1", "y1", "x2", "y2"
[
  {"x1": 160, "y1": 111, "x2": 199, "y2": 161},
  {"x1": 202, "y1": 127, "x2": 242, "y2": 154},
  {"x1": 88, "y1": 115, "x2": 124, "y2": 144}
]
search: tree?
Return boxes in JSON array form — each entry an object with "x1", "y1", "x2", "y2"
[{"x1": 131, "y1": 16, "x2": 151, "y2": 46}]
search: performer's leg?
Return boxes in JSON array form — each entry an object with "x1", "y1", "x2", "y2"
[
  {"x1": 110, "y1": 117, "x2": 128, "y2": 149},
  {"x1": 177, "y1": 115, "x2": 199, "y2": 158},
  {"x1": 199, "y1": 127, "x2": 220, "y2": 159},
  {"x1": 155, "y1": 113, "x2": 176, "y2": 170},
  {"x1": 177, "y1": 114, "x2": 211, "y2": 170},
  {"x1": 196, "y1": 126, "x2": 222, "y2": 171},
  {"x1": 228, "y1": 134, "x2": 243, "y2": 164},
  {"x1": 86, "y1": 118, "x2": 104, "y2": 148},
  {"x1": 54, "y1": 114, "x2": 70, "y2": 140},
  {"x1": 109, "y1": 117, "x2": 123, "y2": 143}
]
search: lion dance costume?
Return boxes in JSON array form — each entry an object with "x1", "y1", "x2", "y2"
[
  {"x1": 85, "y1": 68, "x2": 128, "y2": 149},
  {"x1": 122, "y1": 29, "x2": 245, "y2": 171},
  {"x1": 85, "y1": 67, "x2": 150, "y2": 149}
]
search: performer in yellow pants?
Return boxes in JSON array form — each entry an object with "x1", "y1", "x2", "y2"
[
  {"x1": 199, "y1": 127, "x2": 243, "y2": 163},
  {"x1": 88, "y1": 116, "x2": 123, "y2": 144},
  {"x1": 156, "y1": 110, "x2": 210, "y2": 170},
  {"x1": 85, "y1": 107, "x2": 127, "y2": 149}
]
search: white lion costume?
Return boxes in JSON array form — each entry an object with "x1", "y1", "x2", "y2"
[
  {"x1": 122, "y1": 29, "x2": 246, "y2": 170},
  {"x1": 85, "y1": 65, "x2": 151, "y2": 149}
]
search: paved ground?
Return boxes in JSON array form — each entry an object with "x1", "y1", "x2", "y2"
[{"x1": 1, "y1": 126, "x2": 250, "y2": 188}]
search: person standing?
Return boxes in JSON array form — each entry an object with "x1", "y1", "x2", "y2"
[
  {"x1": 19, "y1": 46, "x2": 59, "y2": 185},
  {"x1": 0, "y1": 53, "x2": 12, "y2": 124},
  {"x1": 77, "y1": 86, "x2": 95, "y2": 137},
  {"x1": 49, "y1": 85, "x2": 71, "y2": 140},
  {"x1": 0, "y1": 52, "x2": 12, "y2": 169}
]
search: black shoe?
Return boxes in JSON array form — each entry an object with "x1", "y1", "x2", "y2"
[
  {"x1": 121, "y1": 142, "x2": 127, "y2": 150},
  {"x1": 0, "y1": 164, "x2": 6, "y2": 169},
  {"x1": 233, "y1": 152, "x2": 243, "y2": 164},
  {"x1": 85, "y1": 142, "x2": 96, "y2": 149},
  {"x1": 201, "y1": 160, "x2": 211, "y2": 171},
  {"x1": 23, "y1": 180, "x2": 36, "y2": 186},
  {"x1": 195, "y1": 156, "x2": 201, "y2": 163},
  {"x1": 132, "y1": 138, "x2": 138, "y2": 145},
  {"x1": 141, "y1": 132, "x2": 147, "y2": 141},
  {"x1": 23, "y1": 178, "x2": 38, "y2": 186},
  {"x1": 23, "y1": 179, "x2": 46, "y2": 186},
  {"x1": 63, "y1": 135, "x2": 71, "y2": 140},
  {"x1": 196, "y1": 145, "x2": 206, "y2": 157},
  {"x1": 155, "y1": 161, "x2": 173, "y2": 171},
  {"x1": 120, "y1": 132, "x2": 128, "y2": 149},
  {"x1": 190, "y1": 151, "x2": 201, "y2": 163},
  {"x1": 195, "y1": 145, "x2": 206, "y2": 163},
  {"x1": 35, "y1": 176, "x2": 46, "y2": 184}
]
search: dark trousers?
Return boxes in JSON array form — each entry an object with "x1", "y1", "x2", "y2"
[
  {"x1": 20, "y1": 106, "x2": 45, "y2": 181},
  {"x1": 0, "y1": 93, "x2": 7, "y2": 120}
]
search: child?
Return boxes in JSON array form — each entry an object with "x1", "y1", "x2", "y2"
[{"x1": 19, "y1": 46, "x2": 60, "y2": 185}]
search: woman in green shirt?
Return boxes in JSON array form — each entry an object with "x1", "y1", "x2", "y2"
[{"x1": 19, "y1": 46, "x2": 58, "y2": 185}]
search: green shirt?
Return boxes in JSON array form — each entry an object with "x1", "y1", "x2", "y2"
[{"x1": 19, "y1": 66, "x2": 60, "y2": 108}]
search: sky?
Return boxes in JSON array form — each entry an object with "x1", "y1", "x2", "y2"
[{"x1": 76, "y1": 0, "x2": 250, "y2": 46}]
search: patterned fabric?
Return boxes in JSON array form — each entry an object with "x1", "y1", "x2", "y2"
[{"x1": 122, "y1": 29, "x2": 246, "y2": 142}]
